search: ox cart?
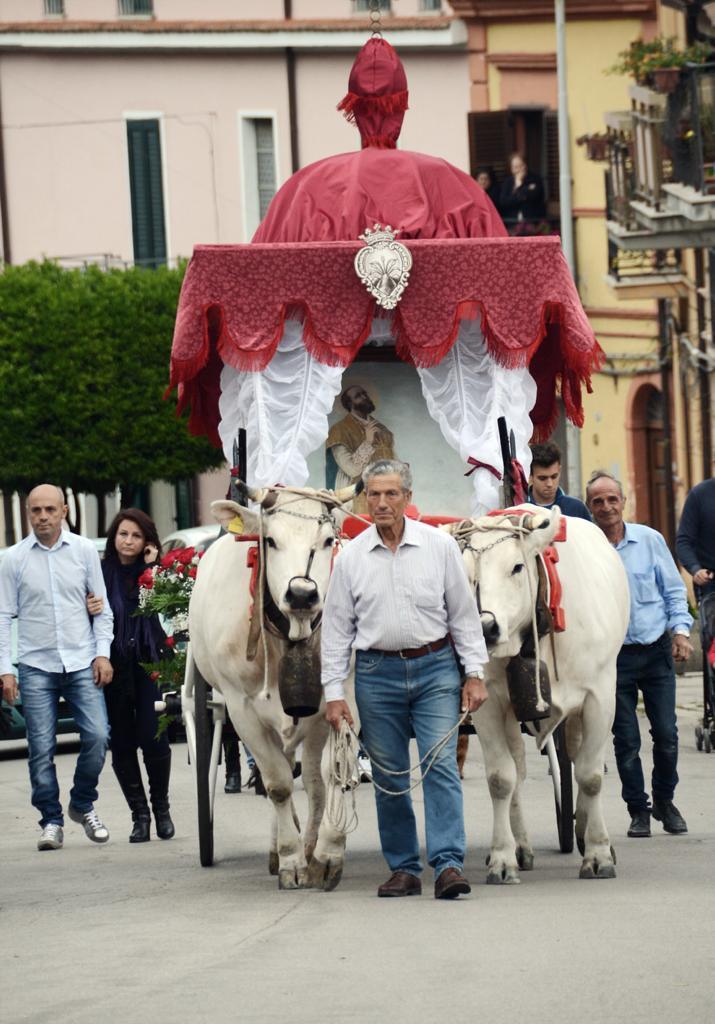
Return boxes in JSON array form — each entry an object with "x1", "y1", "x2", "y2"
[
  {"x1": 159, "y1": 424, "x2": 576, "y2": 869},
  {"x1": 161, "y1": 31, "x2": 614, "y2": 883}
]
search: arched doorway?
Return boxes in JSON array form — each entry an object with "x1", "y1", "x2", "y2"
[{"x1": 629, "y1": 382, "x2": 668, "y2": 537}]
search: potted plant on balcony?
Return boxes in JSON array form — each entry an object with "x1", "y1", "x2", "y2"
[{"x1": 609, "y1": 38, "x2": 712, "y2": 92}]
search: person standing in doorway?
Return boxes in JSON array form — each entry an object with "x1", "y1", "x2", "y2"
[{"x1": 0, "y1": 484, "x2": 113, "y2": 851}]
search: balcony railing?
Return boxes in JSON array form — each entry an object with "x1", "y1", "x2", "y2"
[
  {"x1": 596, "y1": 64, "x2": 715, "y2": 250},
  {"x1": 665, "y1": 63, "x2": 715, "y2": 194}
]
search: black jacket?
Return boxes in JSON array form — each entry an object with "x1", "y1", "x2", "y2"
[{"x1": 676, "y1": 478, "x2": 715, "y2": 575}]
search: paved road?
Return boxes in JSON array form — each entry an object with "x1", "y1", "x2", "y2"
[{"x1": 1, "y1": 674, "x2": 713, "y2": 1024}]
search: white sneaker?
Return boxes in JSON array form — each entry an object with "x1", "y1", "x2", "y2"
[
  {"x1": 68, "y1": 804, "x2": 109, "y2": 844},
  {"x1": 38, "y1": 823, "x2": 64, "y2": 851},
  {"x1": 358, "y1": 754, "x2": 373, "y2": 784}
]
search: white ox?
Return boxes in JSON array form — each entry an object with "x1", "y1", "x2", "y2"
[
  {"x1": 188, "y1": 485, "x2": 355, "y2": 891},
  {"x1": 445, "y1": 505, "x2": 629, "y2": 881}
]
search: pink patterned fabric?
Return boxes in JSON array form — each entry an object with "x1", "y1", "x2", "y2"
[{"x1": 170, "y1": 235, "x2": 603, "y2": 446}]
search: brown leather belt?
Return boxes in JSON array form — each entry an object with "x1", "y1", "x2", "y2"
[{"x1": 376, "y1": 636, "x2": 451, "y2": 660}]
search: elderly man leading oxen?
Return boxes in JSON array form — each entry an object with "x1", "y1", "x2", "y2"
[
  {"x1": 444, "y1": 504, "x2": 630, "y2": 882},
  {"x1": 188, "y1": 482, "x2": 359, "y2": 891},
  {"x1": 322, "y1": 459, "x2": 489, "y2": 900}
]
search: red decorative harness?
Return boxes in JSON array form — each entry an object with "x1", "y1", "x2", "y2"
[{"x1": 487, "y1": 508, "x2": 567, "y2": 632}]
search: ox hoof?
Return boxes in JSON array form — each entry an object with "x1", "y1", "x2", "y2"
[
  {"x1": 579, "y1": 858, "x2": 616, "y2": 880},
  {"x1": 516, "y1": 846, "x2": 534, "y2": 871},
  {"x1": 268, "y1": 852, "x2": 279, "y2": 876},
  {"x1": 486, "y1": 865, "x2": 520, "y2": 885},
  {"x1": 278, "y1": 866, "x2": 307, "y2": 890},
  {"x1": 305, "y1": 856, "x2": 344, "y2": 892}
]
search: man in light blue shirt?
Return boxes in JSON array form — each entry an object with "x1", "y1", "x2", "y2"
[
  {"x1": 587, "y1": 471, "x2": 692, "y2": 839},
  {"x1": 0, "y1": 484, "x2": 114, "y2": 851}
]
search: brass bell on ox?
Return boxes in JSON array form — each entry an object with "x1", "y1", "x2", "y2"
[{"x1": 354, "y1": 223, "x2": 412, "y2": 310}]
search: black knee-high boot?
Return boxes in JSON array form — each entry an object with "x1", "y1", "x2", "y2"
[
  {"x1": 113, "y1": 754, "x2": 151, "y2": 843},
  {"x1": 223, "y1": 736, "x2": 242, "y2": 794},
  {"x1": 144, "y1": 751, "x2": 175, "y2": 840}
]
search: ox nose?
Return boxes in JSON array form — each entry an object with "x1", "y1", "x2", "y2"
[
  {"x1": 285, "y1": 577, "x2": 319, "y2": 610},
  {"x1": 480, "y1": 613, "x2": 500, "y2": 647}
]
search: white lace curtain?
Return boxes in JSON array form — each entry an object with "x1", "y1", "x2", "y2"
[{"x1": 218, "y1": 317, "x2": 535, "y2": 514}]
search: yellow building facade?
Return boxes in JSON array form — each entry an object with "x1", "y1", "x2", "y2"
[{"x1": 453, "y1": 0, "x2": 714, "y2": 547}]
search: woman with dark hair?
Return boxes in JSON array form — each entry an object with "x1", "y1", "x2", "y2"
[
  {"x1": 95, "y1": 508, "x2": 175, "y2": 843},
  {"x1": 474, "y1": 165, "x2": 501, "y2": 211}
]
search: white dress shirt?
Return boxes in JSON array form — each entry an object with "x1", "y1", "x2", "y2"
[
  {"x1": 321, "y1": 517, "x2": 488, "y2": 701},
  {"x1": 0, "y1": 531, "x2": 114, "y2": 676}
]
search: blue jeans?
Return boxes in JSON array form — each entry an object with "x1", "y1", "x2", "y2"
[
  {"x1": 19, "y1": 664, "x2": 110, "y2": 827},
  {"x1": 355, "y1": 644, "x2": 465, "y2": 878},
  {"x1": 613, "y1": 634, "x2": 679, "y2": 814}
]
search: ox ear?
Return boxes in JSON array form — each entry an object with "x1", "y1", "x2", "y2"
[
  {"x1": 211, "y1": 499, "x2": 259, "y2": 536},
  {"x1": 523, "y1": 507, "x2": 561, "y2": 551}
]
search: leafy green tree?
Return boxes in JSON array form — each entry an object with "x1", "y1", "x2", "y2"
[{"x1": 0, "y1": 261, "x2": 224, "y2": 536}]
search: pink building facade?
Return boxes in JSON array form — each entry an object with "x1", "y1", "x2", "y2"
[{"x1": 0, "y1": 1, "x2": 471, "y2": 538}]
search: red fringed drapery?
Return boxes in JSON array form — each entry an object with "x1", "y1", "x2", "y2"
[{"x1": 169, "y1": 235, "x2": 603, "y2": 448}]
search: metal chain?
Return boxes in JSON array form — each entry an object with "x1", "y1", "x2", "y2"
[{"x1": 369, "y1": 0, "x2": 383, "y2": 38}]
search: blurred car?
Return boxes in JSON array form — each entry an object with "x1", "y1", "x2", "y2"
[{"x1": 160, "y1": 525, "x2": 221, "y2": 557}]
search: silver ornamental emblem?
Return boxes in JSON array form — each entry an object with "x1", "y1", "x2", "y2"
[{"x1": 354, "y1": 223, "x2": 412, "y2": 310}]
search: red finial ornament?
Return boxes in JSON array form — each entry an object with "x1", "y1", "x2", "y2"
[{"x1": 337, "y1": 37, "x2": 408, "y2": 150}]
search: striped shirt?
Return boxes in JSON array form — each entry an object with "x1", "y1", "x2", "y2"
[{"x1": 321, "y1": 517, "x2": 488, "y2": 701}]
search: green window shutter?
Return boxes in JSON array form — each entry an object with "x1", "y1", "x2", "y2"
[{"x1": 127, "y1": 119, "x2": 167, "y2": 269}]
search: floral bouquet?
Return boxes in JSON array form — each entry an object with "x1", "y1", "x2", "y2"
[
  {"x1": 136, "y1": 547, "x2": 204, "y2": 730},
  {"x1": 137, "y1": 546, "x2": 202, "y2": 636}
]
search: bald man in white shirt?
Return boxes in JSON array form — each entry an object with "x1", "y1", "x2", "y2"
[{"x1": 321, "y1": 459, "x2": 488, "y2": 899}]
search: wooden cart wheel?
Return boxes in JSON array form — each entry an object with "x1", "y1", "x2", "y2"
[
  {"x1": 553, "y1": 722, "x2": 574, "y2": 853},
  {"x1": 194, "y1": 668, "x2": 215, "y2": 867}
]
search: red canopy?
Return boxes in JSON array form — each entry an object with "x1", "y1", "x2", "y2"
[
  {"x1": 169, "y1": 36, "x2": 602, "y2": 449},
  {"x1": 170, "y1": 235, "x2": 602, "y2": 447}
]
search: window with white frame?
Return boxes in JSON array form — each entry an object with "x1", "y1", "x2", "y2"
[
  {"x1": 118, "y1": 0, "x2": 154, "y2": 16},
  {"x1": 354, "y1": 0, "x2": 392, "y2": 12},
  {"x1": 420, "y1": 0, "x2": 442, "y2": 10},
  {"x1": 240, "y1": 115, "x2": 278, "y2": 239},
  {"x1": 43, "y1": 0, "x2": 65, "y2": 15}
]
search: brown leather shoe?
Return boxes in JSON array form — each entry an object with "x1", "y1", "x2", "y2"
[
  {"x1": 377, "y1": 871, "x2": 422, "y2": 898},
  {"x1": 434, "y1": 867, "x2": 471, "y2": 899}
]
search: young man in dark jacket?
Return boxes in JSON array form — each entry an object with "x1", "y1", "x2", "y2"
[{"x1": 528, "y1": 442, "x2": 591, "y2": 521}]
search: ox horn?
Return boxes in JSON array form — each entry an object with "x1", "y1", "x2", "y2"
[
  {"x1": 334, "y1": 482, "x2": 358, "y2": 504},
  {"x1": 246, "y1": 484, "x2": 269, "y2": 505},
  {"x1": 524, "y1": 513, "x2": 550, "y2": 531}
]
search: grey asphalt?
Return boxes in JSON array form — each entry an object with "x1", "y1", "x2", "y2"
[{"x1": 1, "y1": 673, "x2": 714, "y2": 1024}]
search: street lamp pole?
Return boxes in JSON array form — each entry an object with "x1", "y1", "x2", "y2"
[{"x1": 555, "y1": 0, "x2": 583, "y2": 497}]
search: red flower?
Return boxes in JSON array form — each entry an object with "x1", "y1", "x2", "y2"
[
  {"x1": 161, "y1": 549, "x2": 181, "y2": 568},
  {"x1": 174, "y1": 564, "x2": 185, "y2": 575},
  {"x1": 150, "y1": 671, "x2": 161, "y2": 682},
  {"x1": 176, "y1": 547, "x2": 195, "y2": 565},
  {"x1": 138, "y1": 569, "x2": 154, "y2": 589},
  {"x1": 165, "y1": 635, "x2": 176, "y2": 648},
  {"x1": 188, "y1": 566, "x2": 197, "y2": 579}
]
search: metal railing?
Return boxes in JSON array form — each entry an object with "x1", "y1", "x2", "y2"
[
  {"x1": 604, "y1": 64, "x2": 715, "y2": 232},
  {"x1": 665, "y1": 63, "x2": 715, "y2": 194}
]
